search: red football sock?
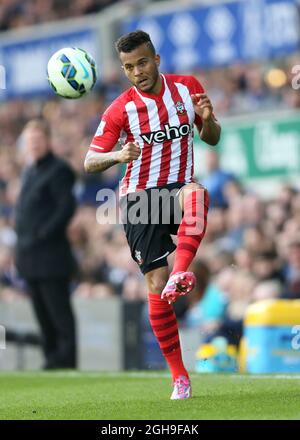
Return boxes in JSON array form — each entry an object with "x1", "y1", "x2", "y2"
[
  {"x1": 172, "y1": 188, "x2": 209, "y2": 274},
  {"x1": 148, "y1": 293, "x2": 188, "y2": 381}
]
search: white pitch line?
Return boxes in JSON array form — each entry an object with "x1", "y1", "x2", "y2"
[
  {"x1": 0, "y1": 371, "x2": 170, "y2": 379},
  {"x1": 1, "y1": 371, "x2": 300, "y2": 380},
  {"x1": 231, "y1": 374, "x2": 300, "y2": 380}
]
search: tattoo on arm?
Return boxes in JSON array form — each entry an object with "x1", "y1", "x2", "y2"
[
  {"x1": 87, "y1": 157, "x2": 118, "y2": 172},
  {"x1": 84, "y1": 151, "x2": 119, "y2": 173}
]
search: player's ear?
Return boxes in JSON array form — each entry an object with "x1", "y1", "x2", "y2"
[{"x1": 155, "y1": 54, "x2": 160, "y2": 67}]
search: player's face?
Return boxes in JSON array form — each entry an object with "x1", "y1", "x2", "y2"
[
  {"x1": 24, "y1": 127, "x2": 50, "y2": 162},
  {"x1": 120, "y1": 43, "x2": 161, "y2": 94}
]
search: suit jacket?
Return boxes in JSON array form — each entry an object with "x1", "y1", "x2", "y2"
[{"x1": 15, "y1": 152, "x2": 77, "y2": 279}]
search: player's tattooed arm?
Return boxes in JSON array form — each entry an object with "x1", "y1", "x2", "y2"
[
  {"x1": 84, "y1": 142, "x2": 141, "y2": 173},
  {"x1": 84, "y1": 150, "x2": 119, "y2": 173}
]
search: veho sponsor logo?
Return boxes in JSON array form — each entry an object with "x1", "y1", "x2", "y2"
[{"x1": 140, "y1": 123, "x2": 192, "y2": 144}]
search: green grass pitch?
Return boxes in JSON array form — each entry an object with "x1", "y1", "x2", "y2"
[{"x1": 0, "y1": 371, "x2": 300, "y2": 420}]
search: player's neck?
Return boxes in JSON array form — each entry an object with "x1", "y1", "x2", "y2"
[
  {"x1": 137, "y1": 74, "x2": 164, "y2": 98},
  {"x1": 151, "y1": 75, "x2": 163, "y2": 95}
]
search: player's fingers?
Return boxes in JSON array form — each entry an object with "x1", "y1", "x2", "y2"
[
  {"x1": 199, "y1": 97, "x2": 211, "y2": 104},
  {"x1": 195, "y1": 97, "x2": 210, "y2": 106},
  {"x1": 130, "y1": 149, "x2": 140, "y2": 156},
  {"x1": 199, "y1": 100, "x2": 212, "y2": 107},
  {"x1": 190, "y1": 94, "x2": 200, "y2": 104},
  {"x1": 127, "y1": 145, "x2": 140, "y2": 155},
  {"x1": 200, "y1": 102, "x2": 212, "y2": 107},
  {"x1": 200, "y1": 104, "x2": 213, "y2": 111},
  {"x1": 131, "y1": 150, "x2": 141, "y2": 159},
  {"x1": 129, "y1": 143, "x2": 140, "y2": 152},
  {"x1": 131, "y1": 149, "x2": 141, "y2": 158},
  {"x1": 126, "y1": 141, "x2": 139, "y2": 148}
]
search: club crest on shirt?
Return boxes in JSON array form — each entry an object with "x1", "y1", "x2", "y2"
[
  {"x1": 135, "y1": 250, "x2": 143, "y2": 266},
  {"x1": 175, "y1": 101, "x2": 186, "y2": 115}
]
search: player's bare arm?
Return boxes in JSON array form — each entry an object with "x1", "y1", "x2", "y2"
[
  {"x1": 84, "y1": 142, "x2": 141, "y2": 173},
  {"x1": 191, "y1": 93, "x2": 221, "y2": 146}
]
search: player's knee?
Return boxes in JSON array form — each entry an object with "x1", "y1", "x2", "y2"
[
  {"x1": 151, "y1": 278, "x2": 168, "y2": 294},
  {"x1": 185, "y1": 182, "x2": 201, "y2": 192},
  {"x1": 182, "y1": 183, "x2": 209, "y2": 208},
  {"x1": 146, "y1": 273, "x2": 169, "y2": 294},
  {"x1": 184, "y1": 182, "x2": 207, "y2": 197}
]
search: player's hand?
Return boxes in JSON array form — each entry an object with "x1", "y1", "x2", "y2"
[
  {"x1": 191, "y1": 93, "x2": 214, "y2": 121},
  {"x1": 117, "y1": 142, "x2": 141, "y2": 163}
]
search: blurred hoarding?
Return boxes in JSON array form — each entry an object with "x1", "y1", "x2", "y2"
[
  {"x1": 0, "y1": 27, "x2": 98, "y2": 101},
  {"x1": 0, "y1": 297, "x2": 122, "y2": 371},
  {"x1": 194, "y1": 110, "x2": 300, "y2": 184},
  {"x1": 122, "y1": 0, "x2": 300, "y2": 71},
  {"x1": 218, "y1": 111, "x2": 300, "y2": 179}
]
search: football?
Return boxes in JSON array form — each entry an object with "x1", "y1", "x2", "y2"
[{"x1": 47, "y1": 47, "x2": 97, "y2": 99}]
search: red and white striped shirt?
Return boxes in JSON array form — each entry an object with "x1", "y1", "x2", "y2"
[{"x1": 89, "y1": 74, "x2": 205, "y2": 196}]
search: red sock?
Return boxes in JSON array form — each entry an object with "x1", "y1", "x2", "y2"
[
  {"x1": 148, "y1": 293, "x2": 188, "y2": 381},
  {"x1": 172, "y1": 188, "x2": 209, "y2": 274}
]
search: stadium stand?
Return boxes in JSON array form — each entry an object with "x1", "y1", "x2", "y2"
[{"x1": 0, "y1": 0, "x2": 120, "y2": 31}]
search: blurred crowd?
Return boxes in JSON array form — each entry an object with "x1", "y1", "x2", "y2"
[
  {"x1": 194, "y1": 54, "x2": 300, "y2": 116},
  {"x1": 177, "y1": 154, "x2": 300, "y2": 344},
  {"x1": 0, "y1": 0, "x2": 120, "y2": 30}
]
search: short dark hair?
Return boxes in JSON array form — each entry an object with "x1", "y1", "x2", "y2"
[{"x1": 115, "y1": 30, "x2": 155, "y2": 55}]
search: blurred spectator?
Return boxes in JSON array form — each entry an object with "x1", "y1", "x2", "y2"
[
  {"x1": 202, "y1": 149, "x2": 236, "y2": 208},
  {"x1": 282, "y1": 238, "x2": 300, "y2": 299},
  {"x1": 252, "y1": 280, "x2": 281, "y2": 302},
  {"x1": 173, "y1": 258, "x2": 211, "y2": 320},
  {"x1": 0, "y1": 0, "x2": 119, "y2": 31},
  {"x1": 185, "y1": 264, "x2": 229, "y2": 336},
  {"x1": 251, "y1": 249, "x2": 284, "y2": 285},
  {"x1": 211, "y1": 270, "x2": 257, "y2": 346},
  {"x1": 14, "y1": 119, "x2": 77, "y2": 369}
]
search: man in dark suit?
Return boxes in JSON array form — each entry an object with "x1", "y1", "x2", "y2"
[{"x1": 15, "y1": 119, "x2": 77, "y2": 369}]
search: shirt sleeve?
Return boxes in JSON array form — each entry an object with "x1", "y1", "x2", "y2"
[{"x1": 89, "y1": 102, "x2": 123, "y2": 153}]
